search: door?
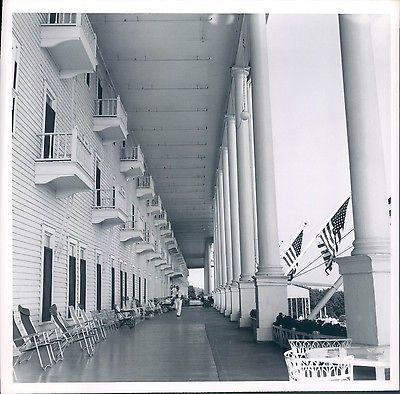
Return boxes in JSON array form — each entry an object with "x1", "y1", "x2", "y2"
[
  {"x1": 97, "y1": 79, "x2": 103, "y2": 115},
  {"x1": 96, "y1": 264, "x2": 102, "y2": 310},
  {"x1": 68, "y1": 255, "x2": 76, "y2": 316},
  {"x1": 143, "y1": 278, "x2": 147, "y2": 303},
  {"x1": 138, "y1": 277, "x2": 141, "y2": 303},
  {"x1": 120, "y1": 270, "x2": 123, "y2": 308},
  {"x1": 111, "y1": 267, "x2": 115, "y2": 309},
  {"x1": 124, "y1": 272, "x2": 127, "y2": 307},
  {"x1": 79, "y1": 258, "x2": 86, "y2": 310},
  {"x1": 132, "y1": 274, "x2": 136, "y2": 300},
  {"x1": 43, "y1": 96, "x2": 56, "y2": 159},
  {"x1": 95, "y1": 163, "x2": 101, "y2": 207},
  {"x1": 42, "y1": 246, "x2": 53, "y2": 322}
]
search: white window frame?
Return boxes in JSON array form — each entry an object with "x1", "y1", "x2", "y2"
[
  {"x1": 67, "y1": 236, "x2": 78, "y2": 311},
  {"x1": 95, "y1": 249, "x2": 102, "y2": 308},
  {"x1": 41, "y1": 81, "x2": 58, "y2": 141},
  {"x1": 12, "y1": 36, "x2": 21, "y2": 133},
  {"x1": 78, "y1": 242, "x2": 87, "y2": 308},
  {"x1": 39, "y1": 224, "x2": 55, "y2": 323}
]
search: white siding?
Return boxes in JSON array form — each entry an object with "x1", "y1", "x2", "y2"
[{"x1": 12, "y1": 13, "x2": 176, "y2": 324}]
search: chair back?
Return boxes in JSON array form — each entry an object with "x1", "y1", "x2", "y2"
[
  {"x1": 284, "y1": 349, "x2": 353, "y2": 381},
  {"x1": 13, "y1": 313, "x2": 26, "y2": 348},
  {"x1": 288, "y1": 339, "x2": 352, "y2": 355},
  {"x1": 50, "y1": 304, "x2": 71, "y2": 338},
  {"x1": 68, "y1": 306, "x2": 82, "y2": 326},
  {"x1": 17, "y1": 305, "x2": 37, "y2": 337}
]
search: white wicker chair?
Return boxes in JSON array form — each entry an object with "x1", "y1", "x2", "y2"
[
  {"x1": 284, "y1": 349, "x2": 354, "y2": 381},
  {"x1": 288, "y1": 338, "x2": 352, "y2": 355}
]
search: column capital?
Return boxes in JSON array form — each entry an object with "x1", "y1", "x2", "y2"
[
  {"x1": 219, "y1": 146, "x2": 228, "y2": 153},
  {"x1": 224, "y1": 114, "x2": 235, "y2": 122},
  {"x1": 231, "y1": 66, "x2": 250, "y2": 78}
]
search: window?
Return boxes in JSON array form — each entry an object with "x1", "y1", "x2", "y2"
[
  {"x1": 41, "y1": 225, "x2": 54, "y2": 322},
  {"x1": 96, "y1": 251, "x2": 102, "y2": 310},
  {"x1": 79, "y1": 245, "x2": 87, "y2": 310},
  {"x1": 111, "y1": 267, "x2": 115, "y2": 309},
  {"x1": 12, "y1": 36, "x2": 21, "y2": 133},
  {"x1": 43, "y1": 89, "x2": 57, "y2": 159},
  {"x1": 68, "y1": 239, "x2": 77, "y2": 316},
  {"x1": 132, "y1": 273, "x2": 136, "y2": 299},
  {"x1": 86, "y1": 73, "x2": 90, "y2": 87}
]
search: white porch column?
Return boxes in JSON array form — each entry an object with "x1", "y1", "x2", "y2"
[
  {"x1": 249, "y1": 14, "x2": 287, "y2": 341},
  {"x1": 217, "y1": 169, "x2": 227, "y2": 313},
  {"x1": 232, "y1": 67, "x2": 256, "y2": 328},
  {"x1": 213, "y1": 197, "x2": 220, "y2": 309},
  {"x1": 225, "y1": 114, "x2": 241, "y2": 322},
  {"x1": 222, "y1": 147, "x2": 233, "y2": 317},
  {"x1": 209, "y1": 242, "x2": 215, "y2": 293},
  {"x1": 336, "y1": 15, "x2": 391, "y2": 346},
  {"x1": 204, "y1": 241, "x2": 210, "y2": 295}
]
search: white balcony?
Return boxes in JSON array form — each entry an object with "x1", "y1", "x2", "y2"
[
  {"x1": 120, "y1": 217, "x2": 145, "y2": 243},
  {"x1": 93, "y1": 97, "x2": 128, "y2": 144},
  {"x1": 136, "y1": 175, "x2": 155, "y2": 199},
  {"x1": 167, "y1": 240, "x2": 178, "y2": 253},
  {"x1": 92, "y1": 188, "x2": 128, "y2": 227},
  {"x1": 160, "y1": 222, "x2": 172, "y2": 237},
  {"x1": 120, "y1": 146, "x2": 145, "y2": 178},
  {"x1": 147, "y1": 195, "x2": 162, "y2": 214},
  {"x1": 136, "y1": 229, "x2": 155, "y2": 254},
  {"x1": 34, "y1": 127, "x2": 93, "y2": 197},
  {"x1": 154, "y1": 210, "x2": 168, "y2": 227},
  {"x1": 164, "y1": 230, "x2": 175, "y2": 244},
  {"x1": 40, "y1": 13, "x2": 97, "y2": 78}
]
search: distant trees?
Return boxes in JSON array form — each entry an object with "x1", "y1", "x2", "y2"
[
  {"x1": 188, "y1": 285, "x2": 196, "y2": 300},
  {"x1": 309, "y1": 288, "x2": 345, "y2": 318}
]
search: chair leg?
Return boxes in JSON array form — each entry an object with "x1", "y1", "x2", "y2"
[{"x1": 33, "y1": 337, "x2": 52, "y2": 370}]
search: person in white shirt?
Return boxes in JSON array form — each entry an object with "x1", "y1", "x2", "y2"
[
  {"x1": 175, "y1": 285, "x2": 183, "y2": 317},
  {"x1": 171, "y1": 285, "x2": 178, "y2": 310}
]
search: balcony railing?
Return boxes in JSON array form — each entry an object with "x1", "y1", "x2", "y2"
[
  {"x1": 154, "y1": 210, "x2": 167, "y2": 221},
  {"x1": 137, "y1": 174, "x2": 152, "y2": 189},
  {"x1": 34, "y1": 127, "x2": 93, "y2": 197},
  {"x1": 41, "y1": 13, "x2": 97, "y2": 78},
  {"x1": 45, "y1": 13, "x2": 97, "y2": 59},
  {"x1": 94, "y1": 96, "x2": 128, "y2": 132},
  {"x1": 91, "y1": 187, "x2": 128, "y2": 226},
  {"x1": 121, "y1": 145, "x2": 144, "y2": 162},
  {"x1": 120, "y1": 145, "x2": 145, "y2": 177},
  {"x1": 123, "y1": 216, "x2": 145, "y2": 232},
  {"x1": 120, "y1": 215, "x2": 145, "y2": 242},
  {"x1": 37, "y1": 128, "x2": 92, "y2": 174},
  {"x1": 147, "y1": 195, "x2": 160, "y2": 207}
]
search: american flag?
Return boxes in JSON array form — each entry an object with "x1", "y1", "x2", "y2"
[
  {"x1": 282, "y1": 229, "x2": 304, "y2": 281},
  {"x1": 317, "y1": 197, "x2": 350, "y2": 274}
]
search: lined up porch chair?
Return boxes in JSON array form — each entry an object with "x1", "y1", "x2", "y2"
[
  {"x1": 91, "y1": 310, "x2": 118, "y2": 332},
  {"x1": 13, "y1": 313, "x2": 54, "y2": 370},
  {"x1": 15, "y1": 306, "x2": 64, "y2": 367},
  {"x1": 114, "y1": 305, "x2": 136, "y2": 328},
  {"x1": 77, "y1": 305, "x2": 107, "y2": 341},
  {"x1": 69, "y1": 306, "x2": 100, "y2": 346},
  {"x1": 284, "y1": 349, "x2": 354, "y2": 381},
  {"x1": 50, "y1": 304, "x2": 96, "y2": 357},
  {"x1": 288, "y1": 339, "x2": 352, "y2": 356}
]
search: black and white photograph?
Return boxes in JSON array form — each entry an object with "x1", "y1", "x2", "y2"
[{"x1": 0, "y1": 0, "x2": 398, "y2": 393}]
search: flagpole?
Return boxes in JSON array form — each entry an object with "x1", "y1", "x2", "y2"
[
  {"x1": 279, "y1": 222, "x2": 307, "y2": 257},
  {"x1": 284, "y1": 195, "x2": 351, "y2": 276},
  {"x1": 307, "y1": 276, "x2": 344, "y2": 320}
]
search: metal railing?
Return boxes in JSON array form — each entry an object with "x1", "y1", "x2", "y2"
[
  {"x1": 44, "y1": 13, "x2": 97, "y2": 59},
  {"x1": 160, "y1": 222, "x2": 171, "y2": 231},
  {"x1": 123, "y1": 216, "x2": 144, "y2": 232},
  {"x1": 93, "y1": 188, "x2": 125, "y2": 209},
  {"x1": 94, "y1": 96, "x2": 128, "y2": 131},
  {"x1": 37, "y1": 127, "x2": 92, "y2": 176},
  {"x1": 147, "y1": 195, "x2": 160, "y2": 207},
  {"x1": 120, "y1": 145, "x2": 144, "y2": 162},
  {"x1": 137, "y1": 174, "x2": 153, "y2": 189},
  {"x1": 154, "y1": 210, "x2": 167, "y2": 221},
  {"x1": 143, "y1": 228, "x2": 155, "y2": 245}
]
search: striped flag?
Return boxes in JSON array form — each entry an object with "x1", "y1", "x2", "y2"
[
  {"x1": 317, "y1": 197, "x2": 350, "y2": 274},
  {"x1": 282, "y1": 229, "x2": 304, "y2": 281}
]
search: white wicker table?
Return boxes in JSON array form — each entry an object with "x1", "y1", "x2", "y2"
[{"x1": 307, "y1": 345, "x2": 390, "y2": 380}]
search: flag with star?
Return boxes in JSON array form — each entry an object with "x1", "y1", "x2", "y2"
[
  {"x1": 282, "y1": 229, "x2": 304, "y2": 281},
  {"x1": 317, "y1": 197, "x2": 350, "y2": 274}
]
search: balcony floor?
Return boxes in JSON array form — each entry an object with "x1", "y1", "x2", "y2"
[{"x1": 13, "y1": 306, "x2": 378, "y2": 384}]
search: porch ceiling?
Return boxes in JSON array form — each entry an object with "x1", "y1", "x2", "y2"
[{"x1": 89, "y1": 14, "x2": 241, "y2": 268}]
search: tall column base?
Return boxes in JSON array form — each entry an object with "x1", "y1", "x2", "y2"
[
  {"x1": 254, "y1": 274, "x2": 287, "y2": 341},
  {"x1": 214, "y1": 290, "x2": 220, "y2": 309},
  {"x1": 230, "y1": 283, "x2": 240, "y2": 321},
  {"x1": 238, "y1": 280, "x2": 256, "y2": 327},
  {"x1": 337, "y1": 254, "x2": 390, "y2": 345},
  {"x1": 224, "y1": 286, "x2": 232, "y2": 316},
  {"x1": 219, "y1": 287, "x2": 226, "y2": 313}
]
